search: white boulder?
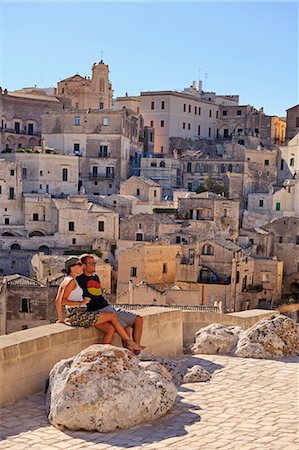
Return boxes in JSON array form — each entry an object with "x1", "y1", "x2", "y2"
[
  {"x1": 183, "y1": 365, "x2": 211, "y2": 383},
  {"x1": 235, "y1": 314, "x2": 299, "y2": 359},
  {"x1": 191, "y1": 323, "x2": 242, "y2": 355},
  {"x1": 47, "y1": 345, "x2": 177, "y2": 432}
]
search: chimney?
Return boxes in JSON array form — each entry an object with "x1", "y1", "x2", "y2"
[
  {"x1": 192, "y1": 80, "x2": 197, "y2": 90},
  {"x1": 198, "y1": 80, "x2": 203, "y2": 93}
]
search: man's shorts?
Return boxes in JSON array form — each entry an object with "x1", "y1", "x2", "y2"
[{"x1": 96, "y1": 305, "x2": 137, "y2": 328}]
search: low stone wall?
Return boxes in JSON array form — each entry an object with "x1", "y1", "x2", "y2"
[{"x1": 0, "y1": 308, "x2": 183, "y2": 407}]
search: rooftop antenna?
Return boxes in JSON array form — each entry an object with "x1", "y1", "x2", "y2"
[{"x1": 205, "y1": 71, "x2": 208, "y2": 91}]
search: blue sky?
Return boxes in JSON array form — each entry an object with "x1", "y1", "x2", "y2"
[{"x1": 0, "y1": 1, "x2": 298, "y2": 116}]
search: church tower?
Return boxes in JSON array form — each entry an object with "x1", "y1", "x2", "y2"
[{"x1": 91, "y1": 60, "x2": 113, "y2": 110}]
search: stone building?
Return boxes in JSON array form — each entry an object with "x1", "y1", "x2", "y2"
[
  {"x1": 0, "y1": 274, "x2": 57, "y2": 334},
  {"x1": 117, "y1": 84, "x2": 220, "y2": 154},
  {"x1": 286, "y1": 104, "x2": 299, "y2": 141},
  {"x1": 42, "y1": 109, "x2": 144, "y2": 195},
  {"x1": 117, "y1": 243, "x2": 182, "y2": 295},
  {"x1": 277, "y1": 133, "x2": 298, "y2": 184},
  {"x1": 0, "y1": 87, "x2": 62, "y2": 151},
  {"x1": 175, "y1": 239, "x2": 283, "y2": 311},
  {"x1": 177, "y1": 192, "x2": 240, "y2": 240},
  {"x1": 119, "y1": 213, "x2": 177, "y2": 242},
  {"x1": 217, "y1": 104, "x2": 285, "y2": 144},
  {"x1": 1, "y1": 152, "x2": 79, "y2": 196},
  {"x1": 120, "y1": 176, "x2": 162, "y2": 203},
  {"x1": 0, "y1": 159, "x2": 24, "y2": 234},
  {"x1": 139, "y1": 156, "x2": 181, "y2": 198},
  {"x1": 262, "y1": 217, "x2": 299, "y2": 298},
  {"x1": 57, "y1": 60, "x2": 113, "y2": 110}
]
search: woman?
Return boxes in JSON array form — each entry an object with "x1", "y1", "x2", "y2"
[{"x1": 55, "y1": 256, "x2": 143, "y2": 352}]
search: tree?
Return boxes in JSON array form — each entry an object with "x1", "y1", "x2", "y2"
[{"x1": 195, "y1": 176, "x2": 228, "y2": 196}]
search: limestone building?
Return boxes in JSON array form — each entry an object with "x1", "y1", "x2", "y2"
[
  {"x1": 57, "y1": 60, "x2": 113, "y2": 110},
  {"x1": 286, "y1": 104, "x2": 299, "y2": 141},
  {"x1": 42, "y1": 109, "x2": 144, "y2": 195},
  {"x1": 120, "y1": 176, "x2": 162, "y2": 203},
  {"x1": 0, "y1": 87, "x2": 62, "y2": 151}
]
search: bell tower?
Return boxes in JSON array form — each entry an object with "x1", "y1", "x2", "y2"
[{"x1": 91, "y1": 60, "x2": 113, "y2": 110}]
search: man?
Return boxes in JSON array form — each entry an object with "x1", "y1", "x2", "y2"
[{"x1": 77, "y1": 254, "x2": 143, "y2": 351}]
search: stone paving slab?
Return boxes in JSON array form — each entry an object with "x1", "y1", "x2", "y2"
[{"x1": 0, "y1": 354, "x2": 298, "y2": 449}]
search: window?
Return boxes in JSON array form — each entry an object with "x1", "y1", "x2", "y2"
[
  {"x1": 216, "y1": 111, "x2": 219, "y2": 119},
  {"x1": 262, "y1": 274, "x2": 269, "y2": 282},
  {"x1": 102, "y1": 117, "x2": 109, "y2": 126},
  {"x1": 40, "y1": 170, "x2": 43, "y2": 176},
  {"x1": 72, "y1": 238, "x2": 76, "y2": 245},
  {"x1": 0, "y1": 185, "x2": 2, "y2": 194},
  {"x1": 223, "y1": 208, "x2": 227, "y2": 217},
  {"x1": 4, "y1": 218, "x2": 9, "y2": 225},
  {"x1": 208, "y1": 127, "x2": 211, "y2": 137},
  {"x1": 176, "y1": 236, "x2": 181, "y2": 244},
  {"x1": 198, "y1": 107, "x2": 201, "y2": 115},
  {"x1": 264, "y1": 160, "x2": 269, "y2": 166},
  {"x1": 255, "y1": 128, "x2": 259, "y2": 134},
  {"x1": 160, "y1": 120, "x2": 164, "y2": 127},
  {"x1": 163, "y1": 263, "x2": 168, "y2": 274},
  {"x1": 154, "y1": 190, "x2": 157, "y2": 197},
  {"x1": 296, "y1": 236, "x2": 299, "y2": 245},
  {"x1": 74, "y1": 143, "x2": 80, "y2": 152},
  {"x1": 136, "y1": 233, "x2": 143, "y2": 241},
  {"x1": 161, "y1": 101, "x2": 165, "y2": 109},
  {"x1": 10, "y1": 169, "x2": 15, "y2": 176},
  {"x1": 151, "y1": 101, "x2": 155, "y2": 110},
  {"x1": 14, "y1": 122, "x2": 20, "y2": 133},
  {"x1": 9, "y1": 187, "x2": 14, "y2": 199},
  {"x1": 280, "y1": 159, "x2": 284, "y2": 170},
  {"x1": 99, "y1": 102, "x2": 104, "y2": 110},
  {"x1": 99, "y1": 145, "x2": 108, "y2": 157},
  {"x1": 183, "y1": 122, "x2": 186, "y2": 129},
  {"x1": 198, "y1": 125, "x2": 201, "y2": 136},
  {"x1": 238, "y1": 139, "x2": 244, "y2": 145},
  {"x1": 61, "y1": 87, "x2": 65, "y2": 94},
  {"x1": 237, "y1": 110, "x2": 242, "y2": 116},
  {"x1": 259, "y1": 199, "x2": 264, "y2": 207},
  {"x1": 188, "y1": 105, "x2": 191, "y2": 113},
  {"x1": 209, "y1": 109, "x2": 212, "y2": 118},
  {"x1": 151, "y1": 161, "x2": 157, "y2": 167},
  {"x1": 130, "y1": 267, "x2": 137, "y2": 277},
  {"x1": 236, "y1": 271, "x2": 240, "y2": 284},
  {"x1": 106, "y1": 167, "x2": 114, "y2": 178},
  {"x1": 98, "y1": 221, "x2": 105, "y2": 232},
  {"x1": 11, "y1": 243, "x2": 21, "y2": 251},
  {"x1": 187, "y1": 162, "x2": 192, "y2": 173},
  {"x1": 92, "y1": 166, "x2": 98, "y2": 177},
  {"x1": 62, "y1": 168, "x2": 68, "y2": 181},
  {"x1": 195, "y1": 164, "x2": 200, "y2": 172},
  {"x1": 188, "y1": 123, "x2": 191, "y2": 130},
  {"x1": 222, "y1": 110, "x2": 227, "y2": 116},
  {"x1": 202, "y1": 244, "x2": 214, "y2": 255},
  {"x1": 279, "y1": 236, "x2": 283, "y2": 243},
  {"x1": 223, "y1": 129, "x2": 229, "y2": 138},
  {"x1": 237, "y1": 128, "x2": 242, "y2": 133},
  {"x1": 20, "y1": 298, "x2": 32, "y2": 313},
  {"x1": 276, "y1": 202, "x2": 281, "y2": 211},
  {"x1": 290, "y1": 158, "x2": 294, "y2": 166},
  {"x1": 150, "y1": 120, "x2": 154, "y2": 127},
  {"x1": 183, "y1": 103, "x2": 186, "y2": 112},
  {"x1": 187, "y1": 182, "x2": 193, "y2": 192},
  {"x1": 136, "y1": 188, "x2": 140, "y2": 196},
  {"x1": 69, "y1": 221, "x2": 75, "y2": 231},
  {"x1": 195, "y1": 106, "x2": 197, "y2": 114},
  {"x1": 74, "y1": 116, "x2": 80, "y2": 126},
  {"x1": 33, "y1": 213, "x2": 39, "y2": 221}
]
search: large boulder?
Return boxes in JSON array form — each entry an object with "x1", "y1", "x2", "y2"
[
  {"x1": 47, "y1": 345, "x2": 177, "y2": 432},
  {"x1": 191, "y1": 323, "x2": 242, "y2": 355},
  {"x1": 235, "y1": 314, "x2": 299, "y2": 358}
]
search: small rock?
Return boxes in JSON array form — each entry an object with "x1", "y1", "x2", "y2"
[
  {"x1": 191, "y1": 323, "x2": 242, "y2": 355},
  {"x1": 183, "y1": 365, "x2": 211, "y2": 383}
]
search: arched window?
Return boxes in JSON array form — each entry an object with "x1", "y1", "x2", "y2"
[
  {"x1": 290, "y1": 158, "x2": 294, "y2": 167},
  {"x1": 159, "y1": 161, "x2": 165, "y2": 168},
  {"x1": 29, "y1": 230, "x2": 45, "y2": 237},
  {"x1": 38, "y1": 245, "x2": 50, "y2": 255},
  {"x1": 11, "y1": 243, "x2": 21, "y2": 251},
  {"x1": 202, "y1": 244, "x2": 214, "y2": 255}
]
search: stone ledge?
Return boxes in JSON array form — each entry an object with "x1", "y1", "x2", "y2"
[{"x1": 0, "y1": 308, "x2": 183, "y2": 407}]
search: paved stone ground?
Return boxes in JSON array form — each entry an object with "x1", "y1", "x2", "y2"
[{"x1": 0, "y1": 354, "x2": 298, "y2": 450}]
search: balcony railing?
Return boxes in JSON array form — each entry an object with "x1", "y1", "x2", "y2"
[
  {"x1": 1, "y1": 127, "x2": 40, "y2": 137},
  {"x1": 89, "y1": 172, "x2": 115, "y2": 179}
]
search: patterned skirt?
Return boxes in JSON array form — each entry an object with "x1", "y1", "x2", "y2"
[{"x1": 66, "y1": 306, "x2": 100, "y2": 328}]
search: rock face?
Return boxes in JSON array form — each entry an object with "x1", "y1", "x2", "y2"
[
  {"x1": 191, "y1": 314, "x2": 299, "y2": 359},
  {"x1": 235, "y1": 314, "x2": 299, "y2": 359},
  {"x1": 47, "y1": 345, "x2": 177, "y2": 432},
  {"x1": 191, "y1": 323, "x2": 242, "y2": 355}
]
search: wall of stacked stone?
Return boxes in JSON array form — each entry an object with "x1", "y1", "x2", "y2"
[{"x1": 0, "y1": 308, "x2": 183, "y2": 407}]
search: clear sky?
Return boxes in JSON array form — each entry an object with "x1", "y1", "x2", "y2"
[{"x1": 0, "y1": 1, "x2": 298, "y2": 116}]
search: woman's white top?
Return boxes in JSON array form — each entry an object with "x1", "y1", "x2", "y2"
[{"x1": 65, "y1": 277, "x2": 84, "y2": 305}]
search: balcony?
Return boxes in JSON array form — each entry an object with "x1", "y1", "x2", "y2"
[
  {"x1": 89, "y1": 172, "x2": 115, "y2": 180},
  {"x1": 1, "y1": 127, "x2": 40, "y2": 137}
]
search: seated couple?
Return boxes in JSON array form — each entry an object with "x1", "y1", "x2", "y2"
[{"x1": 56, "y1": 254, "x2": 144, "y2": 353}]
